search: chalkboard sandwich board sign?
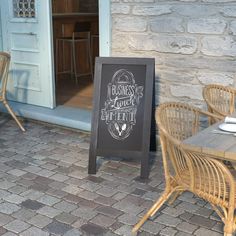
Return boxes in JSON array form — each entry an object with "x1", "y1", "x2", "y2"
[{"x1": 88, "y1": 57, "x2": 155, "y2": 179}]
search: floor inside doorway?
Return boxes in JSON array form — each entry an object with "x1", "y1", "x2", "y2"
[{"x1": 56, "y1": 75, "x2": 94, "y2": 110}]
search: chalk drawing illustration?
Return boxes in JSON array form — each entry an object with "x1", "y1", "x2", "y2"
[{"x1": 101, "y1": 69, "x2": 144, "y2": 140}]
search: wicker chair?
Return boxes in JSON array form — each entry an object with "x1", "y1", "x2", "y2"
[
  {"x1": 203, "y1": 84, "x2": 236, "y2": 124},
  {"x1": 132, "y1": 102, "x2": 236, "y2": 236},
  {"x1": 0, "y1": 52, "x2": 25, "y2": 131}
]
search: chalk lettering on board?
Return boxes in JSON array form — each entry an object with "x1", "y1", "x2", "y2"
[{"x1": 101, "y1": 69, "x2": 144, "y2": 140}]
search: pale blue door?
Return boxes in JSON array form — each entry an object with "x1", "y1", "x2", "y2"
[{"x1": 0, "y1": 0, "x2": 55, "y2": 108}]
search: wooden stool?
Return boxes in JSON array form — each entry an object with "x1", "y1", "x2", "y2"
[{"x1": 56, "y1": 22, "x2": 93, "y2": 83}]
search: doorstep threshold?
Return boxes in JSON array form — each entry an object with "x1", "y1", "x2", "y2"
[{"x1": 0, "y1": 102, "x2": 92, "y2": 132}]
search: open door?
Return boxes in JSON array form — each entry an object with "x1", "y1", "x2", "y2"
[{"x1": 0, "y1": 0, "x2": 55, "y2": 108}]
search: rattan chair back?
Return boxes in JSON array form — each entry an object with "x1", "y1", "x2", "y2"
[{"x1": 203, "y1": 84, "x2": 236, "y2": 122}]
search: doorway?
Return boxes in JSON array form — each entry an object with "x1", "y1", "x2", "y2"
[{"x1": 52, "y1": 0, "x2": 99, "y2": 110}]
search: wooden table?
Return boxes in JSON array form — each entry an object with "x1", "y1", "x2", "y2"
[{"x1": 183, "y1": 121, "x2": 236, "y2": 164}]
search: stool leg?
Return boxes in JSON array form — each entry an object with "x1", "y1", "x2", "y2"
[
  {"x1": 88, "y1": 34, "x2": 93, "y2": 80},
  {"x1": 55, "y1": 39, "x2": 59, "y2": 83},
  {"x1": 72, "y1": 39, "x2": 78, "y2": 84}
]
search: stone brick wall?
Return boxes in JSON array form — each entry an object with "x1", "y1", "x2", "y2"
[{"x1": 111, "y1": 0, "x2": 236, "y2": 108}]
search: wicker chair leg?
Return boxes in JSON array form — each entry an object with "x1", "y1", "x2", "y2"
[
  {"x1": 132, "y1": 190, "x2": 173, "y2": 233},
  {"x1": 3, "y1": 100, "x2": 25, "y2": 132},
  {"x1": 167, "y1": 190, "x2": 183, "y2": 206}
]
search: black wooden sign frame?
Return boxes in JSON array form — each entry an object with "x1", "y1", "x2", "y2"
[{"x1": 88, "y1": 57, "x2": 155, "y2": 179}]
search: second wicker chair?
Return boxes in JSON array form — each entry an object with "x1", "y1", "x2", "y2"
[{"x1": 203, "y1": 84, "x2": 236, "y2": 124}]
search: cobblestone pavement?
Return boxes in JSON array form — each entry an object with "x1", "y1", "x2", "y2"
[{"x1": 0, "y1": 114, "x2": 226, "y2": 236}]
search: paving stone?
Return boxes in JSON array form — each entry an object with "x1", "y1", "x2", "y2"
[
  {"x1": 131, "y1": 188, "x2": 147, "y2": 196},
  {"x1": 194, "y1": 228, "x2": 222, "y2": 236},
  {"x1": 113, "y1": 200, "x2": 144, "y2": 215},
  {"x1": 94, "y1": 195, "x2": 117, "y2": 206},
  {"x1": 115, "y1": 225, "x2": 135, "y2": 236},
  {"x1": 162, "y1": 206, "x2": 185, "y2": 217},
  {"x1": 177, "y1": 222, "x2": 198, "y2": 234},
  {"x1": 118, "y1": 213, "x2": 139, "y2": 225},
  {"x1": 8, "y1": 185, "x2": 27, "y2": 195},
  {"x1": 0, "y1": 190, "x2": 10, "y2": 199},
  {"x1": 177, "y1": 202, "x2": 200, "y2": 214},
  {"x1": 63, "y1": 228, "x2": 82, "y2": 236},
  {"x1": 154, "y1": 213, "x2": 182, "y2": 227},
  {"x1": 3, "y1": 194, "x2": 25, "y2": 204},
  {"x1": 90, "y1": 214, "x2": 116, "y2": 227},
  {"x1": 71, "y1": 207, "x2": 98, "y2": 220},
  {"x1": 96, "y1": 186, "x2": 118, "y2": 197},
  {"x1": 4, "y1": 220, "x2": 30, "y2": 234},
  {"x1": 77, "y1": 199, "x2": 101, "y2": 209},
  {"x1": 5, "y1": 160, "x2": 28, "y2": 169},
  {"x1": 21, "y1": 199, "x2": 44, "y2": 210},
  {"x1": 21, "y1": 173, "x2": 38, "y2": 180},
  {"x1": 141, "y1": 221, "x2": 165, "y2": 234},
  {"x1": 43, "y1": 220, "x2": 72, "y2": 235},
  {"x1": 160, "y1": 227, "x2": 178, "y2": 236},
  {"x1": 72, "y1": 218, "x2": 87, "y2": 229},
  {"x1": 82, "y1": 179, "x2": 102, "y2": 190},
  {"x1": 20, "y1": 226, "x2": 49, "y2": 236},
  {"x1": 37, "y1": 169, "x2": 54, "y2": 178},
  {"x1": 80, "y1": 223, "x2": 107, "y2": 235},
  {"x1": 0, "y1": 227, "x2": 7, "y2": 235},
  {"x1": 50, "y1": 173, "x2": 69, "y2": 182},
  {"x1": 37, "y1": 206, "x2": 62, "y2": 218},
  {"x1": 7, "y1": 169, "x2": 26, "y2": 177},
  {"x1": 28, "y1": 214, "x2": 52, "y2": 228},
  {"x1": 96, "y1": 206, "x2": 123, "y2": 218},
  {"x1": 195, "y1": 207, "x2": 213, "y2": 218},
  {"x1": 55, "y1": 212, "x2": 78, "y2": 224},
  {"x1": 48, "y1": 181, "x2": 67, "y2": 190},
  {"x1": 176, "y1": 232, "x2": 192, "y2": 236},
  {"x1": 37, "y1": 194, "x2": 60, "y2": 206},
  {"x1": 1, "y1": 232, "x2": 18, "y2": 236},
  {"x1": 190, "y1": 215, "x2": 216, "y2": 229},
  {"x1": 62, "y1": 185, "x2": 82, "y2": 195},
  {"x1": 63, "y1": 194, "x2": 82, "y2": 203},
  {"x1": 0, "y1": 213, "x2": 14, "y2": 226},
  {"x1": 54, "y1": 200, "x2": 77, "y2": 213},
  {"x1": 85, "y1": 175, "x2": 105, "y2": 184},
  {"x1": 0, "y1": 181, "x2": 16, "y2": 190},
  {"x1": 12, "y1": 209, "x2": 36, "y2": 221},
  {"x1": 31, "y1": 183, "x2": 50, "y2": 192},
  {"x1": 0, "y1": 203, "x2": 20, "y2": 215}
]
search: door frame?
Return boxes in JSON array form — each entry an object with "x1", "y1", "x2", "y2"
[{"x1": 99, "y1": 0, "x2": 111, "y2": 57}]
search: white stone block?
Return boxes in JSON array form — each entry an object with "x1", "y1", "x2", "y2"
[
  {"x1": 170, "y1": 84, "x2": 203, "y2": 100},
  {"x1": 113, "y1": 16, "x2": 147, "y2": 31},
  {"x1": 201, "y1": 36, "x2": 236, "y2": 57},
  {"x1": 172, "y1": 5, "x2": 217, "y2": 17},
  {"x1": 188, "y1": 18, "x2": 226, "y2": 34},
  {"x1": 133, "y1": 5, "x2": 172, "y2": 16},
  {"x1": 221, "y1": 6, "x2": 236, "y2": 17},
  {"x1": 198, "y1": 72, "x2": 234, "y2": 86},
  {"x1": 129, "y1": 34, "x2": 197, "y2": 54},
  {"x1": 150, "y1": 17, "x2": 184, "y2": 33},
  {"x1": 111, "y1": 4, "x2": 130, "y2": 14}
]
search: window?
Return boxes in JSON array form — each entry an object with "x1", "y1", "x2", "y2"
[{"x1": 13, "y1": 0, "x2": 35, "y2": 18}]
